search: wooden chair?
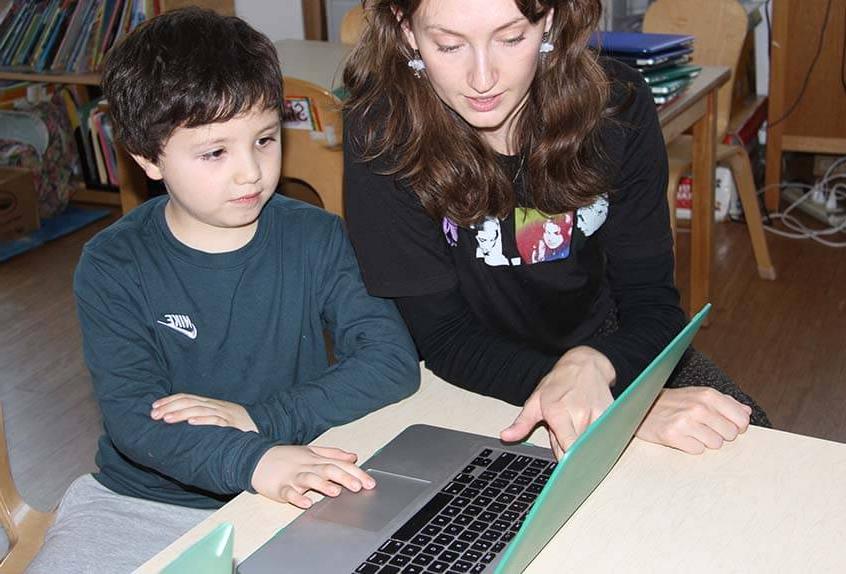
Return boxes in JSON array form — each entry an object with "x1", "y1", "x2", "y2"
[
  {"x1": 340, "y1": 4, "x2": 367, "y2": 45},
  {"x1": 0, "y1": 404, "x2": 54, "y2": 573},
  {"x1": 282, "y1": 77, "x2": 344, "y2": 217},
  {"x1": 644, "y1": 0, "x2": 776, "y2": 280}
]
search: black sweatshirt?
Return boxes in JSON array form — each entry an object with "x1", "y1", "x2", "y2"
[
  {"x1": 343, "y1": 59, "x2": 686, "y2": 405},
  {"x1": 75, "y1": 195, "x2": 420, "y2": 508}
]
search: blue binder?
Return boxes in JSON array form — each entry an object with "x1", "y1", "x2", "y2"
[{"x1": 589, "y1": 31, "x2": 694, "y2": 56}]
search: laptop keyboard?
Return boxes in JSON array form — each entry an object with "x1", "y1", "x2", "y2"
[{"x1": 353, "y1": 449, "x2": 555, "y2": 574}]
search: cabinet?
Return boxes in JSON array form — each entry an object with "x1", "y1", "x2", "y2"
[{"x1": 764, "y1": 0, "x2": 846, "y2": 210}]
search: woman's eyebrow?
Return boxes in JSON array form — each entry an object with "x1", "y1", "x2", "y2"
[{"x1": 425, "y1": 17, "x2": 524, "y2": 36}]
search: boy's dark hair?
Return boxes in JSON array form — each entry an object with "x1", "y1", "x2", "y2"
[{"x1": 102, "y1": 7, "x2": 283, "y2": 162}]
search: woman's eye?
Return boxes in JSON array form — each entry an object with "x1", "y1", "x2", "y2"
[
  {"x1": 503, "y1": 34, "x2": 526, "y2": 46},
  {"x1": 436, "y1": 43, "x2": 462, "y2": 53},
  {"x1": 201, "y1": 149, "x2": 225, "y2": 161}
]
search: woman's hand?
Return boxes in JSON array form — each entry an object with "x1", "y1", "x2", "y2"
[
  {"x1": 636, "y1": 386, "x2": 752, "y2": 454},
  {"x1": 500, "y1": 346, "x2": 615, "y2": 459},
  {"x1": 151, "y1": 393, "x2": 258, "y2": 433},
  {"x1": 252, "y1": 445, "x2": 376, "y2": 508}
]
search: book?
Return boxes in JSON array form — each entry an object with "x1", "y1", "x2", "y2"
[
  {"x1": 649, "y1": 77, "x2": 692, "y2": 96},
  {"x1": 641, "y1": 64, "x2": 702, "y2": 85}
]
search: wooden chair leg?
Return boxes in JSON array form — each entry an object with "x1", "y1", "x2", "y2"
[
  {"x1": 724, "y1": 147, "x2": 776, "y2": 280},
  {"x1": 666, "y1": 159, "x2": 688, "y2": 285}
]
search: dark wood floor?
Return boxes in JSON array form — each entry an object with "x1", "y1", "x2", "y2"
[{"x1": 1, "y1": 205, "x2": 844, "y2": 511}]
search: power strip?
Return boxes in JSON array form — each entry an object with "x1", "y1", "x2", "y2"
[{"x1": 780, "y1": 187, "x2": 845, "y2": 227}]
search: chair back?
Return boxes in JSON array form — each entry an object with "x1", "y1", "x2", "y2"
[
  {"x1": 0, "y1": 403, "x2": 54, "y2": 573},
  {"x1": 282, "y1": 77, "x2": 344, "y2": 217},
  {"x1": 340, "y1": 5, "x2": 367, "y2": 45},
  {"x1": 643, "y1": 0, "x2": 748, "y2": 138}
]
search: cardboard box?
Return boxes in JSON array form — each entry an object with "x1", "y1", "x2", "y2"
[{"x1": 0, "y1": 167, "x2": 40, "y2": 240}]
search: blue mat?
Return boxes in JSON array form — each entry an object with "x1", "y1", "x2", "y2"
[{"x1": 0, "y1": 205, "x2": 111, "y2": 262}]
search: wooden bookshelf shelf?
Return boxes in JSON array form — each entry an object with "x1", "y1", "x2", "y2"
[
  {"x1": 71, "y1": 185, "x2": 121, "y2": 207},
  {"x1": 0, "y1": 71, "x2": 101, "y2": 86}
]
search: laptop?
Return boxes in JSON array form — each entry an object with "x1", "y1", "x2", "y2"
[
  {"x1": 160, "y1": 522, "x2": 234, "y2": 574},
  {"x1": 238, "y1": 305, "x2": 710, "y2": 574},
  {"x1": 589, "y1": 31, "x2": 695, "y2": 56}
]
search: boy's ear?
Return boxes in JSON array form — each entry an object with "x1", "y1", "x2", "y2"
[{"x1": 130, "y1": 153, "x2": 164, "y2": 181}]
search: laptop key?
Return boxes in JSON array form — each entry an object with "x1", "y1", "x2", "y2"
[
  {"x1": 452, "y1": 561, "x2": 474, "y2": 573},
  {"x1": 458, "y1": 530, "x2": 479, "y2": 542},
  {"x1": 422, "y1": 525, "x2": 442, "y2": 537},
  {"x1": 480, "y1": 530, "x2": 501, "y2": 542},
  {"x1": 470, "y1": 565, "x2": 486, "y2": 574},
  {"x1": 462, "y1": 550, "x2": 483, "y2": 562},
  {"x1": 513, "y1": 475, "x2": 532, "y2": 487},
  {"x1": 469, "y1": 479, "x2": 488, "y2": 490},
  {"x1": 492, "y1": 542, "x2": 506, "y2": 553},
  {"x1": 434, "y1": 534, "x2": 453, "y2": 546},
  {"x1": 390, "y1": 555, "x2": 412, "y2": 567},
  {"x1": 473, "y1": 496, "x2": 493, "y2": 507},
  {"x1": 462, "y1": 505, "x2": 484, "y2": 516},
  {"x1": 355, "y1": 563, "x2": 380, "y2": 574},
  {"x1": 427, "y1": 561, "x2": 450, "y2": 572},
  {"x1": 479, "y1": 470, "x2": 497, "y2": 481},
  {"x1": 412, "y1": 554, "x2": 436, "y2": 566},
  {"x1": 500, "y1": 531, "x2": 515, "y2": 542},
  {"x1": 378, "y1": 567, "x2": 400, "y2": 574},
  {"x1": 393, "y1": 493, "x2": 453, "y2": 541},
  {"x1": 505, "y1": 484, "x2": 523, "y2": 495},
  {"x1": 492, "y1": 479, "x2": 509, "y2": 489},
  {"x1": 443, "y1": 506, "x2": 461, "y2": 517},
  {"x1": 448, "y1": 540, "x2": 470, "y2": 553},
  {"x1": 481, "y1": 552, "x2": 496, "y2": 563},
  {"x1": 411, "y1": 535, "x2": 432, "y2": 547},
  {"x1": 424, "y1": 544, "x2": 445, "y2": 556},
  {"x1": 402, "y1": 566, "x2": 424, "y2": 574},
  {"x1": 487, "y1": 502, "x2": 507, "y2": 513},
  {"x1": 501, "y1": 510, "x2": 519, "y2": 522},
  {"x1": 444, "y1": 524, "x2": 463, "y2": 536},
  {"x1": 400, "y1": 543, "x2": 423, "y2": 556},
  {"x1": 442, "y1": 483, "x2": 465, "y2": 496},
  {"x1": 487, "y1": 452, "x2": 516, "y2": 472},
  {"x1": 453, "y1": 514, "x2": 473, "y2": 526},
  {"x1": 462, "y1": 465, "x2": 477, "y2": 475},
  {"x1": 432, "y1": 515, "x2": 450, "y2": 527},
  {"x1": 507, "y1": 455, "x2": 532, "y2": 472},
  {"x1": 500, "y1": 470, "x2": 517, "y2": 481},
  {"x1": 479, "y1": 448, "x2": 493, "y2": 458},
  {"x1": 470, "y1": 540, "x2": 492, "y2": 552},
  {"x1": 461, "y1": 487, "x2": 481, "y2": 499},
  {"x1": 368, "y1": 552, "x2": 391, "y2": 565},
  {"x1": 478, "y1": 511, "x2": 497, "y2": 523},
  {"x1": 454, "y1": 473, "x2": 474, "y2": 484},
  {"x1": 526, "y1": 483, "x2": 543, "y2": 494},
  {"x1": 471, "y1": 457, "x2": 492, "y2": 467},
  {"x1": 380, "y1": 540, "x2": 405, "y2": 554}
]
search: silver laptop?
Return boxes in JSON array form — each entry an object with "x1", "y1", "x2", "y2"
[{"x1": 238, "y1": 305, "x2": 710, "y2": 574}]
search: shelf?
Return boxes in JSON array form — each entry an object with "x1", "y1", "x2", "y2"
[
  {"x1": 71, "y1": 187, "x2": 121, "y2": 207},
  {"x1": 0, "y1": 70, "x2": 100, "y2": 86}
]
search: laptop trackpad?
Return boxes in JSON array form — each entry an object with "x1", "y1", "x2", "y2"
[{"x1": 309, "y1": 469, "x2": 431, "y2": 532}]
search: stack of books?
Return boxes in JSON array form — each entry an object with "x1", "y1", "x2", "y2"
[
  {"x1": 0, "y1": 0, "x2": 158, "y2": 74},
  {"x1": 589, "y1": 31, "x2": 702, "y2": 107},
  {"x1": 58, "y1": 92, "x2": 119, "y2": 189}
]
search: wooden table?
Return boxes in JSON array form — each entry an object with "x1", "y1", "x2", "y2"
[
  {"x1": 658, "y1": 66, "x2": 731, "y2": 318},
  {"x1": 138, "y1": 365, "x2": 846, "y2": 573}
]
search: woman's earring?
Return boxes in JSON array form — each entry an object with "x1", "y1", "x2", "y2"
[
  {"x1": 407, "y1": 50, "x2": 426, "y2": 78},
  {"x1": 539, "y1": 33, "x2": 554, "y2": 54}
]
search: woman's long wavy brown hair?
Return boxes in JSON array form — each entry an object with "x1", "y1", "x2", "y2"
[{"x1": 343, "y1": 0, "x2": 610, "y2": 227}]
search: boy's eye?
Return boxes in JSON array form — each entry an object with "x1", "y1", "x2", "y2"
[
  {"x1": 201, "y1": 148, "x2": 225, "y2": 161},
  {"x1": 257, "y1": 136, "x2": 276, "y2": 147}
]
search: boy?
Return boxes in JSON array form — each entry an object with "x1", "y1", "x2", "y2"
[{"x1": 28, "y1": 8, "x2": 419, "y2": 573}]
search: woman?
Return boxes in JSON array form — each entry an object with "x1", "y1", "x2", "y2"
[{"x1": 342, "y1": 0, "x2": 769, "y2": 458}]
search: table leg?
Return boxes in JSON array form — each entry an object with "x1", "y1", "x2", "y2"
[{"x1": 690, "y1": 90, "x2": 717, "y2": 319}]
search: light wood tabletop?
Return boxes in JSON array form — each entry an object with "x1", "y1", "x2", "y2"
[{"x1": 138, "y1": 364, "x2": 846, "y2": 573}]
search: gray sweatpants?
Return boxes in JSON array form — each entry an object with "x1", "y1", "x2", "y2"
[{"x1": 26, "y1": 474, "x2": 213, "y2": 574}]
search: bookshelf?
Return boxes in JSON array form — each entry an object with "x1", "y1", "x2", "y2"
[{"x1": 0, "y1": 0, "x2": 235, "y2": 213}]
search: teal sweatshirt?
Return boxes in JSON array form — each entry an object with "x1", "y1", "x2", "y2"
[{"x1": 74, "y1": 195, "x2": 420, "y2": 508}]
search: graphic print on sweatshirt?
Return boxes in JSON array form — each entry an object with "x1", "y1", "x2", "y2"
[
  {"x1": 156, "y1": 314, "x2": 198, "y2": 340},
  {"x1": 515, "y1": 209, "x2": 574, "y2": 264}
]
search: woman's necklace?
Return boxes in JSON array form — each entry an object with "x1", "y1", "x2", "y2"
[{"x1": 512, "y1": 153, "x2": 526, "y2": 184}]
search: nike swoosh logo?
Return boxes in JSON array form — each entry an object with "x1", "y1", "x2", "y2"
[{"x1": 157, "y1": 315, "x2": 198, "y2": 340}]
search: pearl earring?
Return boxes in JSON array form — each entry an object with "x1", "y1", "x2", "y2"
[
  {"x1": 407, "y1": 50, "x2": 426, "y2": 78},
  {"x1": 539, "y1": 32, "x2": 553, "y2": 54}
]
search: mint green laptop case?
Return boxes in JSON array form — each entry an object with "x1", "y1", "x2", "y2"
[
  {"x1": 160, "y1": 522, "x2": 234, "y2": 574},
  {"x1": 495, "y1": 304, "x2": 711, "y2": 573}
]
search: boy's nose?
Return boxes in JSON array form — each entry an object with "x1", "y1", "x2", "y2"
[{"x1": 235, "y1": 153, "x2": 262, "y2": 185}]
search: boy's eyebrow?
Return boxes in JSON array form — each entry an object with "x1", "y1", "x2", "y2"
[
  {"x1": 425, "y1": 17, "x2": 524, "y2": 36},
  {"x1": 191, "y1": 120, "x2": 281, "y2": 148}
]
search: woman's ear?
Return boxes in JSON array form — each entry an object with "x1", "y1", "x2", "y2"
[
  {"x1": 544, "y1": 7, "x2": 555, "y2": 34},
  {"x1": 130, "y1": 154, "x2": 164, "y2": 181},
  {"x1": 393, "y1": 7, "x2": 419, "y2": 51}
]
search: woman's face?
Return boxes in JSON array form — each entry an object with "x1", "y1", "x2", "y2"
[{"x1": 402, "y1": 0, "x2": 553, "y2": 154}]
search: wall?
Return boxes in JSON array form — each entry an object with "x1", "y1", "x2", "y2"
[{"x1": 235, "y1": 0, "x2": 304, "y2": 42}]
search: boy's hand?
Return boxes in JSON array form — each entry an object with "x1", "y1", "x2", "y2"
[
  {"x1": 252, "y1": 445, "x2": 376, "y2": 508},
  {"x1": 636, "y1": 387, "x2": 752, "y2": 454},
  {"x1": 151, "y1": 393, "x2": 258, "y2": 433}
]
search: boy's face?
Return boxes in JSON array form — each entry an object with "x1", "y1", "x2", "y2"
[{"x1": 133, "y1": 106, "x2": 282, "y2": 251}]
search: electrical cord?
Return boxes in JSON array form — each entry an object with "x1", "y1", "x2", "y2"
[{"x1": 760, "y1": 156, "x2": 846, "y2": 247}]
